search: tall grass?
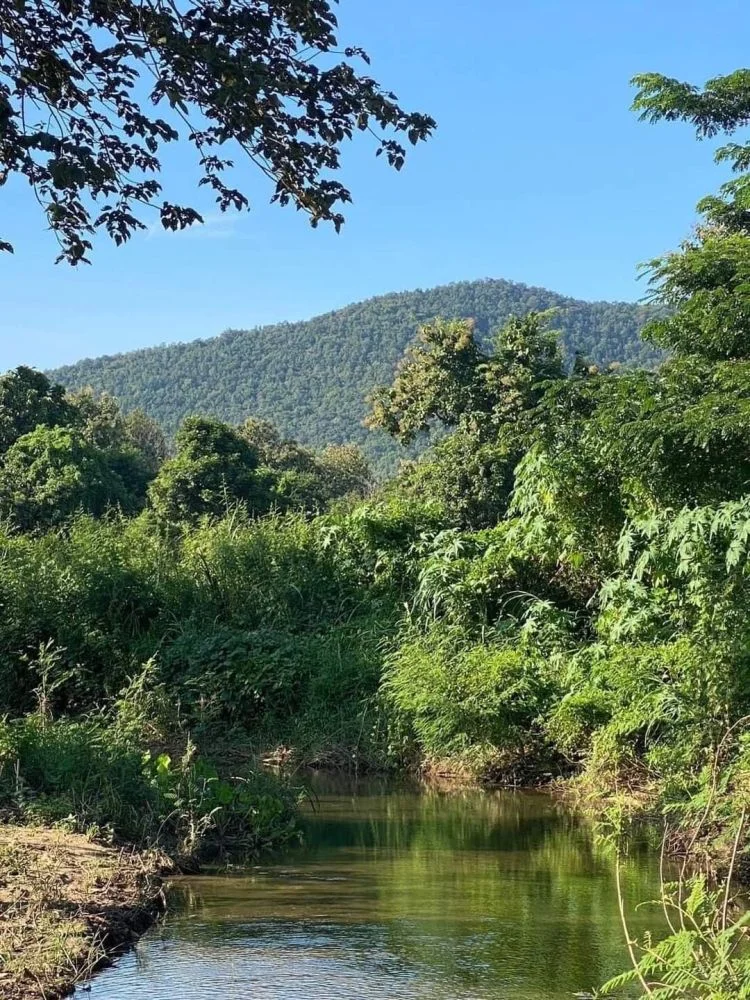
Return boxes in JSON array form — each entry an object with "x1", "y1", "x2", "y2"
[{"x1": 0, "y1": 498, "x2": 438, "y2": 770}]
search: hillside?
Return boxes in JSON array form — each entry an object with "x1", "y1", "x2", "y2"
[{"x1": 48, "y1": 278, "x2": 660, "y2": 470}]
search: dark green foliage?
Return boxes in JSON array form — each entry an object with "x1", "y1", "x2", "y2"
[
  {"x1": 643, "y1": 231, "x2": 750, "y2": 360},
  {"x1": 388, "y1": 431, "x2": 516, "y2": 530},
  {"x1": 0, "y1": 502, "x2": 419, "y2": 749},
  {"x1": 239, "y1": 417, "x2": 373, "y2": 508},
  {"x1": 0, "y1": 425, "x2": 141, "y2": 530},
  {"x1": 0, "y1": 373, "x2": 166, "y2": 529},
  {"x1": 240, "y1": 416, "x2": 315, "y2": 471},
  {"x1": 0, "y1": 714, "x2": 299, "y2": 857},
  {"x1": 0, "y1": 367, "x2": 74, "y2": 453},
  {"x1": 48, "y1": 278, "x2": 660, "y2": 474},
  {"x1": 0, "y1": 715, "x2": 150, "y2": 835},
  {"x1": 0, "y1": 370, "x2": 371, "y2": 534},
  {"x1": 148, "y1": 416, "x2": 270, "y2": 524},
  {"x1": 122, "y1": 408, "x2": 170, "y2": 475},
  {"x1": 384, "y1": 624, "x2": 558, "y2": 777},
  {"x1": 0, "y1": 0, "x2": 434, "y2": 262},
  {"x1": 0, "y1": 518, "x2": 168, "y2": 712},
  {"x1": 71, "y1": 387, "x2": 169, "y2": 471},
  {"x1": 315, "y1": 443, "x2": 373, "y2": 500}
]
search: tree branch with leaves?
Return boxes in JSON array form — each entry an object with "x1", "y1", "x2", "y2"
[{"x1": 0, "y1": 0, "x2": 435, "y2": 262}]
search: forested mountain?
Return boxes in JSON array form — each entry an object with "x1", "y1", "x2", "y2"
[{"x1": 49, "y1": 278, "x2": 659, "y2": 470}]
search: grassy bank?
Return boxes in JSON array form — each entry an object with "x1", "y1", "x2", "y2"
[
  {"x1": 0, "y1": 827, "x2": 165, "y2": 1000},
  {"x1": 0, "y1": 712, "x2": 302, "y2": 862}
]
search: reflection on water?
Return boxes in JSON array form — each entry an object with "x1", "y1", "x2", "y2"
[{"x1": 77, "y1": 774, "x2": 661, "y2": 999}]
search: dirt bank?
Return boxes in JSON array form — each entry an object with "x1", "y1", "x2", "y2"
[{"x1": 0, "y1": 827, "x2": 167, "y2": 1000}]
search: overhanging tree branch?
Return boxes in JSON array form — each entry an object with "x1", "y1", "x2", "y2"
[{"x1": 0, "y1": 0, "x2": 436, "y2": 263}]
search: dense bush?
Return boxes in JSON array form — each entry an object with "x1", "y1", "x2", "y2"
[
  {"x1": 384, "y1": 624, "x2": 558, "y2": 777},
  {"x1": 0, "y1": 500, "x2": 424, "y2": 764}
]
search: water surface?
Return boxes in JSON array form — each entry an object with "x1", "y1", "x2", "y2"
[{"x1": 79, "y1": 775, "x2": 661, "y2": 999}]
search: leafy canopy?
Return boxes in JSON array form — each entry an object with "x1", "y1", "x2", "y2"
[
  {"x1": 367, "y1": 312, "x2": 564, "y2": 444},
  {"x1": 0, "y1": 0, "x2": 435, "y2": 262},
  {"x1": 0, "y1": 424, "x2": 138, "y2": 530},
  {"x1": 369, "y1": 313, "x2": 566, "y2": 528},
  {"x1": 633, "y1": 68, "x2": 750, "y2": 230},
  {"x1": 148, "y1": 415, "x2": 269, "y2": 524},
  {"x1": 0, "y1": 366, "x2": 74, "y2": 453}
]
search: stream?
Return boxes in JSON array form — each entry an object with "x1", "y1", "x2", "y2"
[{"x1": 76, "y1": 774, "x2": 661, "y2": 999}]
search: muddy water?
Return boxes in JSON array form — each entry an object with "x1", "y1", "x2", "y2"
[{"x1": 78, "y1": 775, "x2": 660, "y2": 999}]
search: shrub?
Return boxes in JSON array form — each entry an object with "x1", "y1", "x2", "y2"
[{"x1": 383, "y1": 624, "x2": 557, "y2": 777}]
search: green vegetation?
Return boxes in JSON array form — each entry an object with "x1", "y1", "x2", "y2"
[
  {"x1": 0, "y1": 370, "x2": 376, "y2": 863},
  {"x1": 598, "y1": 827, "x2": 750, "y2": 999},
  {"x1": 48, "y1": 278, "x2": 660, "y2": 473},
  {"x1": 2, "y1": 237, "x2": 748, "y2": 876},
  {"x1": 590, "y1": 60, "x2": 750, "y2": 1000}
]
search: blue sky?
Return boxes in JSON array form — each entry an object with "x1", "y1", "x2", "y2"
[{"x1": 1, "y1": 0, "x2": 748, "y2": 371}]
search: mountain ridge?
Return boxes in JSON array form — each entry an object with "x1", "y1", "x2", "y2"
[{"x1": 48, "y1": 277, "x2": 660, "y2": 471}]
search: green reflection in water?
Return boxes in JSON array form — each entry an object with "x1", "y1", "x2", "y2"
[{"x1": 79, "y1": 774, "x2": 662, "y2": 1000}]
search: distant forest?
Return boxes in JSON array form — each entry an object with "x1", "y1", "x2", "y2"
[{"x1": 49, "y1": 278, "x2": 659, "y2": 471}]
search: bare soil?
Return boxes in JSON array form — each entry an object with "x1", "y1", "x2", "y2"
[{"x1": 0, "y1": 827, "x2": 167, "y2": 1000}]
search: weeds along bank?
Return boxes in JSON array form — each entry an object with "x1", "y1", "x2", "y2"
[
  {"x1": 0, "y1": 498, "x2": 432, "y2": 865},
  {"x1": 2, "y1": 306, "x2": 750, "y2": 859},
  {"x1": 3, "y1": 319, "x2": 750, "y2": 880},
  {"x1": 1, "y1": 492, "x2": 749, "y2": 997},
  {"x1": 2, "y1": 420, "x2": 750, "y2": 860},
  {"x1": 0, "y1": 500, "x2": 427, "y2": 763},
  {"x1": 3, "y1": 233, "x2": 750, "y2": 876}
]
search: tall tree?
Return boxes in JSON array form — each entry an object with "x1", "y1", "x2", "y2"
[
  {"x1": 148, "y1": 415, "x2": 270, "y2": 523},
  {"x1": 0, "y1": 424, "x2": 137, "y2": 530},
  {"x1": 368, "y1": 313, "x2": 565, "y2": 528},
  {"x1": 123, "y1": 409, "x2": 169, "y2": 475},
  {"x1": 367, "y1": 313, "x2": 564, "y2": 444},
  {"x1": 239, "y1": 416, "x2": 317, "y2": 472},
  {"x1": 0, "y1": 367, "x2": 74, "y2": 454},
  {"x1": 632, "y1": 69, "x2": 750, "y2": 231},
  {"x1": 0, "y1": 0, "x2": 435, "y2": 263},
  {"x1": 316, "y1": 442, "x2": 372, "y2": 498}
]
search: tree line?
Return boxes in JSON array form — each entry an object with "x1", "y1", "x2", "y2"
[{"x1": 0, "y1": 367, "x2": 373, "y2": 531}]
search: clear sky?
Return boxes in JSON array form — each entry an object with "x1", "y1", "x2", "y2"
[{"x1": 1, "y1": 0, "x2": 748, "y2": 371}]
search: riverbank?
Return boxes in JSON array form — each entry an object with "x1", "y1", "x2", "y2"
[{"x1": 0, "y1": 827, "x2": 167, "y2": 1000}]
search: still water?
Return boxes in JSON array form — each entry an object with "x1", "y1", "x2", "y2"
[{"x1": 79, "y1": 775, "x2": 662, "y2": 1000}]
